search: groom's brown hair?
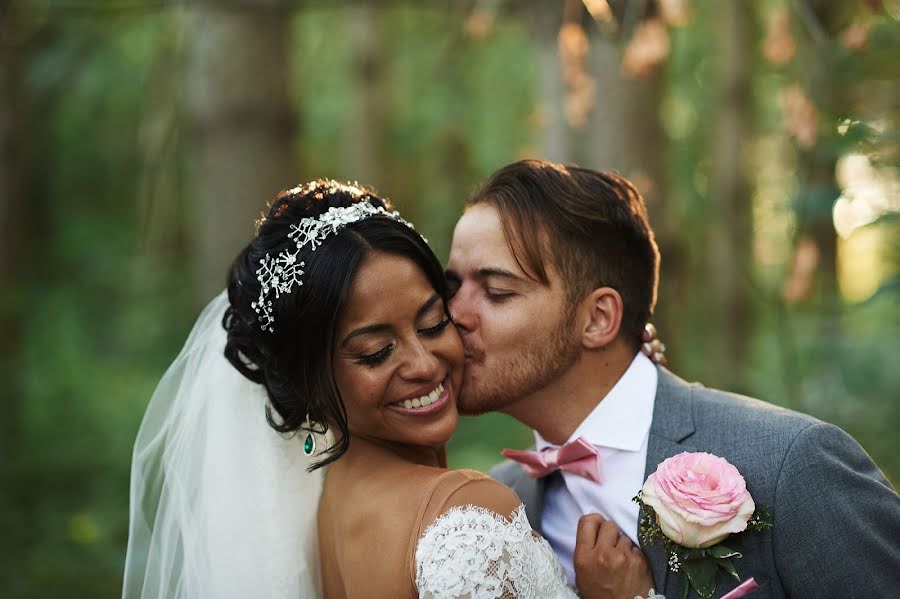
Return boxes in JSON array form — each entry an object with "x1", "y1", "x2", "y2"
[{"x1": 467, "y1": 159, "x2": 659, "y2": 349}]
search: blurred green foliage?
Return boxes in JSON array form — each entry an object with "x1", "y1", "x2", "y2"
[{"x1": 0, "y1": 1, "x2": 897, "y2": 597}]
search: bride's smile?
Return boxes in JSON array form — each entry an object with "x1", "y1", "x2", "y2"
[{"x1": 333, "y1": 250, "x2": 464, "y2": 448}]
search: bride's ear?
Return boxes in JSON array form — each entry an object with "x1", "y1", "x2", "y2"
[{"x1": 580, "y1": 287, "x2": 623, "y2": 349}]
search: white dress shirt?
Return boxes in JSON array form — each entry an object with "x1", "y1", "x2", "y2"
[{"x1": 537, "y1": 353, "x2": 658, "y2": 587}]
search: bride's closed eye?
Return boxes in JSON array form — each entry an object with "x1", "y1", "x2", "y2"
[
  {"x1": 355, "y1": 344, "x2": 394, "y2": 366},
  {"x1": 353, "y1": 316, "x2": 450, "y2": 367},
  {"x1": 418, "y1": 316, "x2": 451, "y2": 337}
]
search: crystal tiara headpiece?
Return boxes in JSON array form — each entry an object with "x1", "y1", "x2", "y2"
[{"x1": 252, "y1": 200, "x2": 417, "y2": 332}]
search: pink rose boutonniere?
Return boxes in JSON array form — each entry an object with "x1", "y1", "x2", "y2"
[{"x1": 634, "y1": 452, "x2": 772, "y2": 599}]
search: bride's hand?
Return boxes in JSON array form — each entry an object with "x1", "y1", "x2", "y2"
[
  {"x1": 641, "y1": 323, "x2": 667, "y2": 366},
  {"x1": 573, "y1": 514, "x2": 655, "y2": 599}
]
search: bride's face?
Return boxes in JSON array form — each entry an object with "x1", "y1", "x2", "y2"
[{"x1": 332, "y1": 251, "x2": 463, "y2": 448}]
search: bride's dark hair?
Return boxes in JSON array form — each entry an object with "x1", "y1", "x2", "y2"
[{"x1": 223, "y1": 181, "x2": 449, "y2": 469}]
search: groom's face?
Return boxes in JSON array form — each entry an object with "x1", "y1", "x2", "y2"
[{"x1": 446, "y1": 204, "x2": 581, "y2": 415}]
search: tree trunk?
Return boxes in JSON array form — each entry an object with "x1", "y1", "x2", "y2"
[
  {"x1": 583, "y1": 36, "x2": 664, "y2": 200},
  {"x1": 796, "y1": 0, "x2": 843, "y2": 305},
  {"x1": 0, "y1": 18, "x2": 34, "y2": 572},
  {"x1": 528, "y1": 1, "x2": 570, "y2": 162},
  {"x1": 785, "y1": 0, "x2": 846, "y2": 394},
  {"x1": 705, "y1": 0, "x2": 753, "y2": 390},
  {"x1": 0, "y1": 30, "x2": 26, "y2": 474},
  {"x1": 342, "y1": 4, "x2": 387, "y2": 192},
  {"x1": 183, "y1": 3, "x2": 297, "y2": 300},
  {"x1": 582, "y1": 20, "x2": 677, "y2": 351}
]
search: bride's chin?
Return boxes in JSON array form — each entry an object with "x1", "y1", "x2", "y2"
[{"x1": 413, "y1": 413, "x2": 459, "y2": 447}]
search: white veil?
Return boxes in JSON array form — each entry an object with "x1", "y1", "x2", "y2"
[{"x1": 122, "y1": 291, "x2": 322, "y2": 599}]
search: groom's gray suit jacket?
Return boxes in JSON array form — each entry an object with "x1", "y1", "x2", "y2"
[{"x1": 490, "y1": 368, "x2": 900, "y2": 598}]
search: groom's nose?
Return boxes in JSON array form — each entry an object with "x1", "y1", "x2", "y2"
[{"x1": 448, "y1": 288, "x2": 476, "y2": 334}]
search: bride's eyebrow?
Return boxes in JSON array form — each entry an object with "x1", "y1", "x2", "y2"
[
  {"x1": 416, "y1": 293, "x2": 442, "y2": 319},
  {"x1": 340, "y1": 293, "x2": 442, "y2": 347},
  {"x1": 341, "y1": 324, "x2": 390, "y2": 347}
]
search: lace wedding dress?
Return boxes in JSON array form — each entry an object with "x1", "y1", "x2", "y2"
[
  {"x1": 415, "y1": 503, "x2": 662, "y2": 599},
  {"x1": 416, "y1": 504, "x2": 578, "y2": 599}
]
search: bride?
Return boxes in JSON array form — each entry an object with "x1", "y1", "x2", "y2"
[{"x1": 122, "y1": 180, "x2": 658, "y2": 598}]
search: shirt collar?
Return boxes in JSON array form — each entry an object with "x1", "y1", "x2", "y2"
[{"x1": 535, "y1": 353, "x2": 658, "y2": 453}]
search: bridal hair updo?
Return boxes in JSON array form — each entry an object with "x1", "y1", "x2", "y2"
[{"x1": 223, "y1": 180, "x2": 449, "y2": 469}]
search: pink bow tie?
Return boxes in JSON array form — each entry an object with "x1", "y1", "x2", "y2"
[{"x1": 502, "y1": 436, "x2": 603, "y2": 483}]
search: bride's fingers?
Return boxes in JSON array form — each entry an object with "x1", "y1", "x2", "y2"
[
  {"x1": 642, "y1": 335, "x2": 668, "y2": 365},
  {"x1": 576, "y1": 514, "x2": 604, "y2": 550},
  {"x1": 642, "y1": 322, "x2": 668, "y2": 364},
  {"x1": 595, "y1": 519, "x2": 620, "y2": 548},
  {"x1": 615, "y1": 532, "x2": 633, "y2": 550}
]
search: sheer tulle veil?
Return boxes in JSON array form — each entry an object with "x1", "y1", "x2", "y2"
[{"x1": 122, "y1": 291, "x2": 323, "y2": 599}]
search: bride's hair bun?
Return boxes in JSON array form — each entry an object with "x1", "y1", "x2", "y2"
[{"x1": 223, "y1": 263, "x2": 267, "y2": 385}]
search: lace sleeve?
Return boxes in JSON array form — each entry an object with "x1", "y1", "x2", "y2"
[{"x1": 414, "y1": 504, "x2": 578, "y2": 599}]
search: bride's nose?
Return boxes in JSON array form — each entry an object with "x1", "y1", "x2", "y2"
[{"x1": 399, "y1": 339, "x2": 440, "y2": 380}]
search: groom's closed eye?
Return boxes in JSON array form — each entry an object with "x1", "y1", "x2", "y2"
[{"x1": 485, "y1": 288, "x2": 516, "y2": 302}]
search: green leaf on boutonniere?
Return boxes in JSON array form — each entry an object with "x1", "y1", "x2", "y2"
[
  {"x1": 680, "y1": 556, "x2": 717, "y2": 598},
  {"x1": 707, "y1": 545, "x2": 742, "y2": 560},
  {"x1": 714, "y1": 557, "x2": 741, "y2": 581},
  {"x1": 681, "y1": 548, "x2": 706, "y2": 560}
]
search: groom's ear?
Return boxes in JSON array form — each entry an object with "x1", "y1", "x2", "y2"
[{"x1": 580, "y1": 287, "x2": 623, "y2": 349}]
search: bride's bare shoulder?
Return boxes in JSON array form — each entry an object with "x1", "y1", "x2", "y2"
[{"x1": 416, "y1": 468, "x2": 523, "y2": 532}]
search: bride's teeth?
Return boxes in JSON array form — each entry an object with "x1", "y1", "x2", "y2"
[{"x1": 395, "y1": 382, "x2": 445, "y2": 410}]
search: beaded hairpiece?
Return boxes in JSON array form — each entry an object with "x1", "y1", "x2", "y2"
[{"x1": 251, "y1": 200, "x2": 417, "y2": 332}]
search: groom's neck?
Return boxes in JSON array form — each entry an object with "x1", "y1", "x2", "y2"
[{"x1": 503, "y1": 341, "x2": 637, "y2": 445}]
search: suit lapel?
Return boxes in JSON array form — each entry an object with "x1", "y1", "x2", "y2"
[
  {"x1": 642, "y1": 368, "x2": 697, "y2": 595},
  {"x1": 509, "y1": 466, "x2": 547, "y2": 534}
]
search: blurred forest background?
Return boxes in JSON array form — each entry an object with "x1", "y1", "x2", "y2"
[{"x1": 1, "y1": 0, "x2": 898, "y2": 596}]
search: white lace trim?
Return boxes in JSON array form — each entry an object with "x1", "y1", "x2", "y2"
[{"x1": 415, "y1": 504, "x2": 577, "y2": 599}]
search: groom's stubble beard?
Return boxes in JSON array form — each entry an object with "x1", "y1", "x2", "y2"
[{"x1": 456, "y1": 303, "x2": 582, "y2": 415}]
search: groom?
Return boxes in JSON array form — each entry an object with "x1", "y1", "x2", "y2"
[{"x1": 446, "y1": 160, "x2": 900, "y2": 597}]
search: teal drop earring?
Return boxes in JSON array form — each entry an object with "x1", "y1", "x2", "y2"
[{"x1": 303, "y1": 414, "x2": 316, "y2": 456}]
